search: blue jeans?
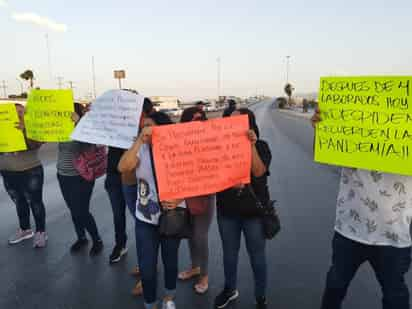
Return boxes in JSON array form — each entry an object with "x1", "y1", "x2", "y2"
[
  {"x1": 122, "y1": 184, "x2": 137, "y2": 217},
  {"x1": 57, "y1": 174, "x2": 100, "y2": 242},
  {"x1": 217, "y1": 213, "x2": 267, "y2": 299},
  {"x1": 321, "y1": 232, "x2": 411, "y2": 309},
  {"x1": 1, "y1": 165, "x2": 46, "y2": 232},
  {"x1": 135, "y1": 219, "x2": 180, "y2": 309},
  {"x1": 105, "y1": 175, "x2": 127, "y2": 247}
]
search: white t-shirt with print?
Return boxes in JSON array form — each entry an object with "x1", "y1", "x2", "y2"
[
  {"x1": 135, "y1": 143, "x2": 185, "y2": 226},
  {"x1": 335, "y1": 168, "x2": 412, "y2": 248}
]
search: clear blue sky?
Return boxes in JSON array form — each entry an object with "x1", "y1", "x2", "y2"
[{"x1": 1, "y1": 0, "x2": 411, "y2": 100}]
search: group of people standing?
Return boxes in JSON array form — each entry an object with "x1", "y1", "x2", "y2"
[
  {"x1": 2, "y1": 94, "x2": 412, "y2": 309},
  {"x1": 0, "y1": 97, "x2": 273, "y2": 309}
]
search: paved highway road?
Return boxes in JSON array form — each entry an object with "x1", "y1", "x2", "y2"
[{"x1": 1, "y1": 101, "x2": 411, "y2": 308}]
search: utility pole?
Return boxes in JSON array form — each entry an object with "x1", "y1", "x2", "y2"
[
  {"x1": 1, "y1": 80, "x2": 7, "y2": 98},
  {"x1": 57, "y1": 76, "x2": 64, "y2": 89},
  {"x1": 217, "y1": 57, "x2": 221, "y2": 101},
  {"x1": 92, "y1": 56, "x2": 97, "y2": 98}
]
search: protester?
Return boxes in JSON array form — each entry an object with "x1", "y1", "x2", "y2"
[
  {"x1": 177, "y1": 106, "x2": 214, "y2": 294},
  {"x1": 121, "y1": 97, "x2": 154, "y2": 296},
  {"x1": 105, "y1": 143, "x2": 128, "y2": 263},
  {"x1": 118, "y1": 111, "x2": 185, "y2": 309},
  {"x1": 214, "y1": 108, "x2": 272, "y2": 309},
  {"x1": 56, "y1": 103, "x2": 103, "y2": 255},
  {"x1": 105, "y1": 90, "x2": 140, "y2": 264},
  {"x1": 222, "y1": 99, "x2": 237, "y2": 117},
  {"x1": 311, "y1": 108, "x2": 412, "y2": 309},
  {"x1": 195, "y1": 101, "x2": 206, "y2": 112},
  {"x1": 0, "y1": 103, "x2": 47, "y2": 248}
]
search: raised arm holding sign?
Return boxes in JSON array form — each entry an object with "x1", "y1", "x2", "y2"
[
  {"x1": 71, "y1": 90, "x2": 144, "y2": 149},
  {"x1": 24, "y1": 89, "x2": 75, "y2": 142},
  {"x1": 314, "y1": 76, "x2": 412, "y2": 175},
  {"x1": 152, "y1": 115, "x2": 251, "y2": 200},
  {"x1": 0, "y1": 103, "x2": 27, "y2": 152}
]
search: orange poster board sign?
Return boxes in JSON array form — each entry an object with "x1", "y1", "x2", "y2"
[{"x1": 152, "y1": 115, "x2": 251, "y2": 200}]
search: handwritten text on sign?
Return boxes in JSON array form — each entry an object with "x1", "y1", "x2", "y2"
[
  {"x1": 315, "y1": 76, "x2": 412, "y2": 175},
  {"x1": 25, "y1": 89, "x2": 74, "y2": 142},
  {"x1": 71, "y1": 90, "x2": 143, "y2": 149},
  {"x1": 152, "y1": 115, "x2": 252, "y2": 200},
  {"x1": 0, "y1": 104, "x2": 27, "y2": 152}
]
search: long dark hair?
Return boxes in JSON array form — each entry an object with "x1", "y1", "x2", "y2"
[
  {"x1": 148, "y1": 111, "x2": 174, "y2": 125},
  {"x1": 236, "y1": 108, "x2": 260, "y2": 138},
  {"x1": 180, "y1": 106, "x2": 207, "y2": 123},
  {"x1": 143, "y1": 98, "x2": 154, "y2": 115},
  {"x1": 74, "y1": 103, "x2": 86, "y2": 119}
]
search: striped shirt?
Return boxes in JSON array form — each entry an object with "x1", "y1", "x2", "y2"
[{"x1": 57, "y1": 142, "x2": 90, "y2": 176}]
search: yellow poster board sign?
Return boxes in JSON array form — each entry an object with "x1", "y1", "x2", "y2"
[
  {"x1": 25, "y1": 89, "x2": 75, "y2": 142},
  {"x1": 0, "y1": 104, "x2": 27, "y2": 152},
  {"x1": 315, "y1": 76, "x2": 412, "y2": 175}
]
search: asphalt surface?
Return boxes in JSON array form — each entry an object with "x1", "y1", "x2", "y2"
[{"x1": 1, "y1": 101, "x2": 411, "y2": 309}]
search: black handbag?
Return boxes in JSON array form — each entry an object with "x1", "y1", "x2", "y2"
[
  {"x1": 248, "y1": 186, "x2": 281, "y2": 240},
  {"x1": 158, "y1": 207, "x2": 192, "y2": 239},
  {"x1": 149, "y1": 149, "x2": 192, "y2": 239}
]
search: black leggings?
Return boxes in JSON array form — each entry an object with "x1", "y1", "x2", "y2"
[
  {"x1": 1, "y1": 165, "x2": 46, "y2": 232},
  {"x1": 57, "y1": 174, "x2": 100, "y2": 242}
]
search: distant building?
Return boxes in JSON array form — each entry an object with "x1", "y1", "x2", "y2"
[{"x1": 150, "y1": 96, "x2": 180, "y2": 111}]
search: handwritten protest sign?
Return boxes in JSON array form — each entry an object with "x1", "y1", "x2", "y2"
[
  {"x1": 0, "y1": 104, "x2": 27, "y2": 152},
  {"x1": 152, "y1": 115, "x2": 251, "y2": 200},
  {"x1": 24, "y1": 89, "x2": 74, "y2": 142},
  {"x1": 71, "y1": 90, "x2": 143, "y2": 149},
  {"x1": 315, "y1": 76, "x2": 412, "y2": 175}
]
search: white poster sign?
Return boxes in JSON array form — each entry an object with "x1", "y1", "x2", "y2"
[{"x1": 71, "y1": 90, "x2": 144, "y2": 149}]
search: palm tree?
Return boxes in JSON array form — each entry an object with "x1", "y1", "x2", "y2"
[
  {"x1": 20, "y1": 70, "x2": 34, "y2": 89},
  {"x1": 284, "y1": 83, "x2": 294, "y2": 106}
]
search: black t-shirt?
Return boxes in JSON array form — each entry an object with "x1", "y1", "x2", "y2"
[
  {"x1": 217, "y1": 140, "x2": 272, "y2": 217},
  {"x1": 106, "y1": 146, "x2": 126, "y2": 178}
]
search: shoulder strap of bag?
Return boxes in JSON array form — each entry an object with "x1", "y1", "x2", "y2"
[
  {"x1": 246, "y1": 184, "x2": 264, "y2": 209},
  {"x1": 148, "y1": 147, "x2": 162, "y2": 204}
]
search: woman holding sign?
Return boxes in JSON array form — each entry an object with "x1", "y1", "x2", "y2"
[
  {"x1": 177, "y1": 107, "x2": 215, "y2": 294},
  {"x1": 214, "y1": 108, "x2": 272, "y2": 309},
  {"x1": 0, "y1": 103, "x2": 48, "y2": 248},
  {"x1": 118, "y1": 112, "x2": 185, "y2": 309},
  {"x1": 56, "y1": 103, "x2": 103, "y2": 256}
]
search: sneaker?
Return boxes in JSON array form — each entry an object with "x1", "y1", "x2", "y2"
[
  {"x1": 162, "y1": 300, "x2": 176, "y2": 309},
  {"x1": 33, "y1": 232, "x2": 48, "y2": 248},
  {"x1": 256, "y1": 297, "x2": 267, "y2": 309},
  {"x1": 8, "y1": 229, "x2": 34, "y2": 245},
  {"x1": 90, "y1": 240, "x2": 104, "y2": 256},
  {"x1": 70, "y1": 238, "x2": 89, "y2": 253},
  {"x1": 109, "y1": 245, "x2": 128, "y2": 264},
  {"x1": 214, "y1": 288, "x2": 239, "y2": 308}
]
